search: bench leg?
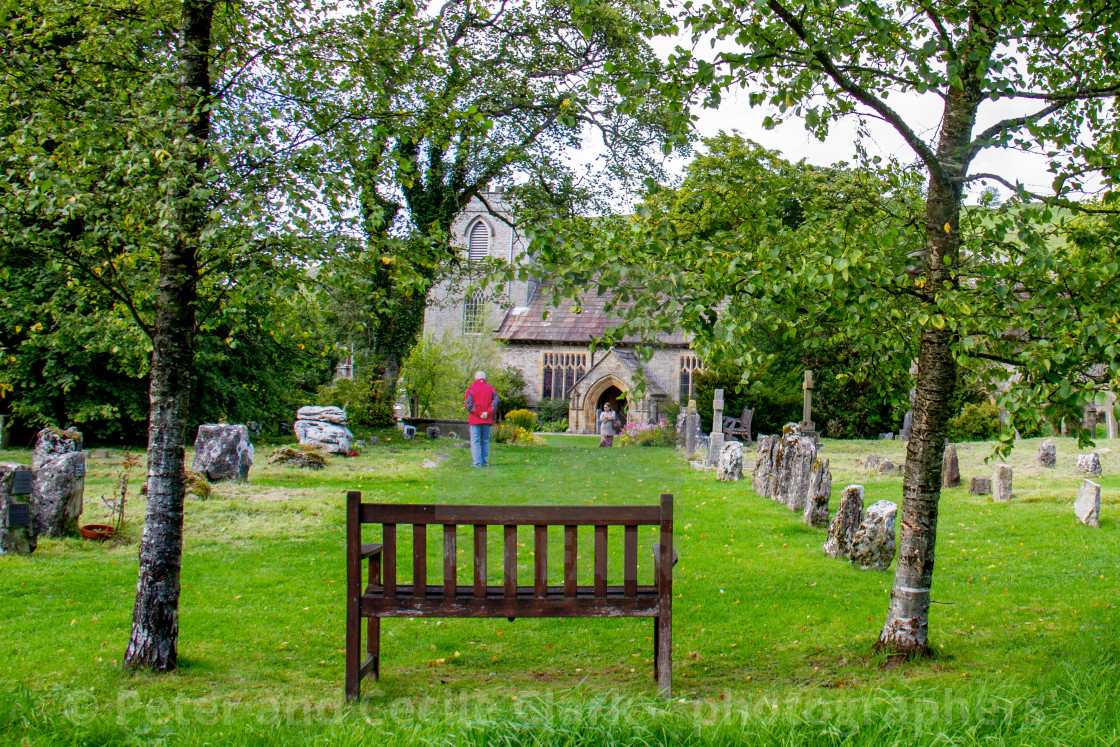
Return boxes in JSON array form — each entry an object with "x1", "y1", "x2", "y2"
[
  {"x1": 345, "y1": 606, "x2": 361, "y2": 702},
  {"x1": 367, "y1": 617, "x2": 380, "y2": 680},
  {"x1": 653, "y1": 617, "x2": 660, "y2": 681},
  {"x1": 656, "y1": 613, "x2": 672, "y2": 698}
]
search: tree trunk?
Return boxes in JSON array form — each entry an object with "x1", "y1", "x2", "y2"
[
  {"x1": 124, "y1": 0, "x2": 214, "y2": 671},
  {"x1": 876, "y1": 74, "x2": 980, "y2": 657}
]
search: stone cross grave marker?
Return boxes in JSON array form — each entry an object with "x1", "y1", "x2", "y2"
[
  {"x1": 713, "y1": 389, "x2": 724, "y2": 428},
  {"x1": 800, "y1": 370, "x2": 818, "y2": 440}
]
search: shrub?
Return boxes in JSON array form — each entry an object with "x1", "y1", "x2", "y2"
[
  {"x1": 505, "y1": 408, "x2": 538, "y2": 431},
  {"x1": 317, "y1": 377, "x2": 379, "y2": 427},
  {"x1": 536, "y1": 398, "x2": 570, "y2": 422},
  {"x1": 538, "y1": 418, "x2": 568, "y2": 432},
  {"x1": 494, "y1": 423, "x2": 545, "y2": 446},
  {"x1": 948, "y1": 401, "x2": 1000, "y2": 442},
  {"x1": 268, "y1": 444, "x2": 329, "y2": 470},
  {"x1": 617, "y1": 419, "x2": 675, "y2": 447}
]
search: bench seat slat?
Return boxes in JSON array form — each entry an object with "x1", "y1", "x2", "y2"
[
  {"x1": 362, "y1": 504, "x2": 660, "y2": 526},
  {"x1": 364, "y1": 583, "x2": 659, "y2": 599},
  {"x1": 361, "y1": 595, "x2": 661, "y2": 618}
]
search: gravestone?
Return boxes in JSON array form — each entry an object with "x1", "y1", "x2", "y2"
[
  {"x1": 993, "y1": 464, "x2": 1013, "y2": 503},
  {"x1": 675, "y1": 412, "x2": 688, "y2": 450},
  {"x1": 707, "y1": 389, "x2": 725, "y2": 466},
  {"x1": 426, "y1": 426, "x2": 441, "y2": 440},
  {"x1": 751, "y1": 435, "x2": 780, "y2": 497},
  {"x1": 1074, "y1": 479, "x2": 1100, "y2": 527},
  {"x1": 0, "y1": 463, "x2": 36, "y2": 556},
  {"x1": 823, "y1": 484, "x2": 864, "y2": 559},
  {"x1": 849, "y1": 500, "x2": 898, "y2": 571},
  {"x1": 716, "y1": 442, "x2": 743, "y2": 482},
  {"x1": 32, "y1": 451, "x2": 85, "y2": 537},
  {"x1": 1106, "y1": 392, "x2": 1118, "y2": 439},
  {"x1": 32, "y1": 427, "x2": 83, "y2": 471},
  {"x1": 192, "y1": 424, "x2": 254, "y2": 482},
  {"x1": 1038, "y1": 439, "x2": 1056, "y2": 468},
  {"x1": 402, "y1": 425, "x2": 417, "y2": 440},
  {"x1": 707, "y1": 431, "x2": 725, "y2": 467},
  {"x1": 294, "y1": 406, "x2": 353, "y2": 454},
  {"x1": 799, "y1": 370, "x2": 818, "y2": 441},
  {"x1": 899, "y1": 410, "x2": 913, "y2": 441},
  {"x1": 712, "y1": 389, "x2": 724, "y2": 431},
  {"x1": 968, "y1": 476, "x2": 991, "y2": 495},
  {"x1": 878, "y1": 433, "x2": 894, "y2": 440},
  {"x1": 803, "y1": 457, "x2": 831, "y2": 528},
  {"x1": 877, "y1": 460, "x2": 901, "y2": 475},
  {"x1": 941, "y1": 444, "x2": 960, "y2": 488},
  {"x1": 859, "y1": 454, "x2": 886, "y2": 472},
  {"x1": 1076, "y1": 453, "x2": 1102, "y2": 477},
  {"x1": 774, "y1": 424, "x2": 816, "y2": 512}
]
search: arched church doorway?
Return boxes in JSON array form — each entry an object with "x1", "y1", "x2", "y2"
[{"x1": 597, "y1": 385, "x2": 628, "y2": 430}]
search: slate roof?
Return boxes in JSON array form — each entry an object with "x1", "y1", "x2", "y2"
[{"x1": 495, "y1": 282, "x2": 689, "y2": 346}]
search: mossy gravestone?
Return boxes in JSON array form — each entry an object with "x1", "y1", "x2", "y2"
[
  {"x1": 824, "y1": 484, "x2": 864, "y2": 559},
  {"x1": 941, "y1": 445, "x2": 960, "y2": 488},
  {"x1": 0, "y1": 464, "x2": 36, "y2": 556}
]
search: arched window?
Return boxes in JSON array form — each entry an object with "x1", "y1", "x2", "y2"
[
  {"x1": 468, "y1": 220, "x2": 489, "y2": 262},
  {"x1": 541, "y1": 352, "x2": 587, "y2": 400},
  {"x1": 679, "y1": 355, "x2": 700, "y2": 401}
]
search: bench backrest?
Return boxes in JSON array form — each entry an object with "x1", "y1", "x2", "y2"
[{"x1": 347, "y1": 492, "x2": 673, "y2": 601}]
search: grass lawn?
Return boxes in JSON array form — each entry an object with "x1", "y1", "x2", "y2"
[{"x1": 1, "y1": 433, "x2": 1118, "y2": 745}]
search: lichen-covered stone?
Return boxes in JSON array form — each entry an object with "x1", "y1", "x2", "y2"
[
  {"x1": 32, "y1": 427, "x2": 83, "y2": 471},
  {"x1": 773, "y1": 425, "x2": 816, "y2": 512},
  {"x1": 968, "y1": 476, "x2": 991, "y2": 495},
  {"x1": 32, "y1": 452, "x2": 85, "y2": 537},
  {"x1": 849, "y1": 500, "x2": 897, "y2": 571},
  {"x1": 295, "y1": 406, "x2": 348, "y2": 425},
  {"x1": 1038, "y1": 439, "x2": 1056, "y2": 468},
  {"x1": 717, "y1": 441, "x2": 744, "y2": 482},
  {"x1": 876, "y1": 460, "x2": 900, "y2": 475},
  {"x1": 803, "y1": 456, "x2": 831, "y2": 528},
  {"x1": 751, "y1": 435, "x2": 780, "y2": 497},
  {"x1": 268, "y1": 444, "x2": 329, "y2": 470},
  {"x1": 823, "y1": 484, "x2": 863, "y2": 559},
  {"x1": 294, "y1": 417, "x2": 353, "y2": 455},
  {"x1": 707, "y1": 431, "x2": 725, "y2": 468},
  {"x1": 858, "y1": 454, "x2": 886, "y2": 472},
  {"x1": 0, "y1": 463, "x2": 36, "y2": 556},
  {"x1": 192, "y1": 424, "x2": 254, "y2": 482},
  {"x1": 1076, "y1": 453, "x2": 1102, "y2": 477},
  {"x1": 993, "y1": 464, "x2": 1013, "y2": 503},
  {"x1": 1074, "y1": 479, "x2": 1100, "y2": 527},
  {"x1": 185, "y1": 470, "x2": 211, "y2": 500},
  {"x1": 942, "y1": 445, "x2": 960, "y2": 488}
]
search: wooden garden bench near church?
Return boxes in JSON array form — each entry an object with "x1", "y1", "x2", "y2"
[{"x1": 345, "y1": 491, "x2": 675, "y2": 701}]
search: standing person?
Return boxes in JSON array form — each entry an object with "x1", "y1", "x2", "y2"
[
  {"x1": 598, "y1": 402, "x2": 620, "y2": 447},
  {"x1": 464, "y1": 371, "x2": 499, "y2": 467}
]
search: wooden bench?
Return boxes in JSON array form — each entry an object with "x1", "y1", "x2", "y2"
[
  {"x1": 722, "y1": 407, "x2": 755, "y2": 444},
  {"x1": 345, "y1": 491, "x2": 675, "y2": 701}
]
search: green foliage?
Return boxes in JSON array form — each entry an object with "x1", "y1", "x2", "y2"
[
  {"x1": 400, "y1": 332, "x2": 522, "y2": 420},
  {"x1": 617, "y1": 420, "x2": 675, "y2": 447},
  {"x1": 316, "y1": 377, "x2": 377, "y2": 428},
  {"x1": 538, "y1": 418, "x2": 568, "y2": 433},
  {"x1": 490, "y1": 367, "x2": 528, "y2": 417},
  {"x1": 948, "y1": 401, "x2": 1000, "y2": 443},
  {"x1": 504, "y1": 409, "x2": 537, "y2": 431},
  {"x1": 493, "y1": 423, "x2": 545, "y2": 446},
  {"x1": 536, "y1": 398, "x2": 571, "y2": 423}
]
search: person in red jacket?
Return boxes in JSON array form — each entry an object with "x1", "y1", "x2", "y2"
[{"x1": 464, "y1": 371, "x2": 500, "y2": 467}]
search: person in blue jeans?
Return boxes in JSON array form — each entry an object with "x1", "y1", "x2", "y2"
[{"x1": 464, "y1": 371, "x2": 499, "y2": 467}]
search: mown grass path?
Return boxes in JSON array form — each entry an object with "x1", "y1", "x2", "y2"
[{"x1": 1, "y1": 435, "x2": 1117, "y2": 745}]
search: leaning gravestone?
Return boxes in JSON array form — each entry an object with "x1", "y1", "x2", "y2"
[
  {"x1": 32, "y1": 451, "x2": 85, "y2": 537},
  {"x1": 942, "y1": 445, "x2": 960, "y2": 488},
  {"x1": 1038, "y1": 439, "x2": 1056, "y2": 468},
  {"x1": 1076, "y1": 453, "x2": 1102, "y2": 477},
  {"x1": 294, "y1": 406, "x2": 354, "y2": 454},
  {"x1": 968, "y1": 476, "x2": 991, "y2": 495},
  {"x1": 32, "y1": 427, "x2": 83, "y2": 471},
  {"x1": 192, "y1": 424, "x2": 254, "y2": 482},
  {"x1": 849, "y1": 500, "x2": 898, "y2": 570},
  {"x1": 993, "y1": 464, "x2": 1013, "y2": 503},
  {"x1": 803, "y1": 457, "x2": 831, "y2": 528},
  {"x1": 1074, "y1": 479, "x2": 1100, "y2": 527},
  {"x1": 824, "y1": 484, "x2": 864, "y2": 559},
  {"x1": 751, "y1": 435, "x2": 780, "y2": 497},
  {"x1": 707, "y1": 431, "x2": 725, "y2": 468},
  {"x1": 716, "y1": 441, "x2": 743, "y2": 482},
  {"x1": 675, "y1": 412, "x2": 688, "y2": 451},
  {"x1": 0, "y1": 463, "x2": 36, "y2": 556}
]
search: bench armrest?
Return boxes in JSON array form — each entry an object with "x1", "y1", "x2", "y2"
[{"x1": 360, "y1": 543, "x2": 383, "y2": 560}]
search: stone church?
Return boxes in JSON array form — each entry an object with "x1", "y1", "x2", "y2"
[{"x1": 422, "y1": 191, "x2": 699, "y2": 433}]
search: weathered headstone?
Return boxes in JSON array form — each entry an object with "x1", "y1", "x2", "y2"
[
  {"x1": 426, "y1": 426, "x2": 441, "y2": 440},
  {"x1": 877, "y1": 460, "x2": 900, "y2": 475},
  {"x1": 751, "y1": 435, "x2": 780, "y2": 497},
  {"x1": 803, "y1": 457, "x2": 831, "y2": 528},
  {"x1": 849, "y1": 500, "x2": 898, "y2": 571},
  {"x1": 1038, "y1": 439, "x2": 1056, "y2": 468},
  {"x1": 32, "y1": 452, "x2": 85, "y2": 537},
  {"x1": 0, "y1": 463, "x2": 36, "y2": 556},
  {"x1": 968, "y1": 476, "x2": 991, "y2": 495},
  {"x1": 32, "y1": 427, "x2": 83, "y2": 471},
  {"x1": 993, "y1": 464, "x2": 1013, "y2": 503},
  {"x1": 941, "y1": 444, "x2": 960, "y2": 488},
  {"x1": 1076, "y1": 453, "x2": 1102, "y2": 477},
  {"x1": 294, "y1": 406, "x2": 354, "y2": 454},
  {"x1": 716, "y1": 442, "x2": 744, "y2": 482},
  {"x1": 823, "y1": 484, "x2": 864, "y2": 559},
  {"x1": 192, "y1": 424, "x2": 254, "y2": 482},
  {"x1": 1074, "y1": 479, "x2": 1100, "y2": 527},
  {"x1": 774, "y1": 424, "x2": 816, "y2": 512},
  {"x1": 712, "y1": 389, "x2": 724, "y2": 431},
  {"x1": 859, "y1": 454, "x2": 886, "y2": 472},
  {"x1": 675, "y1": 412, "x2": 688, "y2": 450},
  {"x1": 1106, "y1": 392, "x2": 1118, "y2": 440},
  {"x1": 899, "y1": 410, "x2": 913, "y2": 441},
  {"x1": 402, "y1": 425, "x2": 417, "y2": 440},
  {"x1": 878, "y1": 432, "x2": 894, "y2": 440}
]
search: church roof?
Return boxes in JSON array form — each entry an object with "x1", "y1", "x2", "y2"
[{"x1": 495, "y1": 282, "x2": 689, "y2": 346}]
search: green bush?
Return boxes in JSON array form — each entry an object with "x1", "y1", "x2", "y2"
[
  {"x1": 617, "y1": 420, "x2": 676, "y2": 447},
  {"x1": 494, "y1": 423, "x2": 545, "y2": 446},
  {"x1": 536, "y1": 398, "x2": 570, "y2": 422},
  {"x1": 948, "y1": 401, "x2": 1000, "y2": 442},
  {"x1": 317, "y1": 376, "x2": 381, "y2": 427},
  {"x1": 505, "y1": 408, "x2": 538, "y2": 431},
  {"x1": 538, "y1": 418, "x2": 568, "y2": 432}
]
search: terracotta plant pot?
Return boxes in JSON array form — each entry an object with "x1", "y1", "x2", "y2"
[{"x1": 80, "y1": 524, "x2": 115, "y2": 541}]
